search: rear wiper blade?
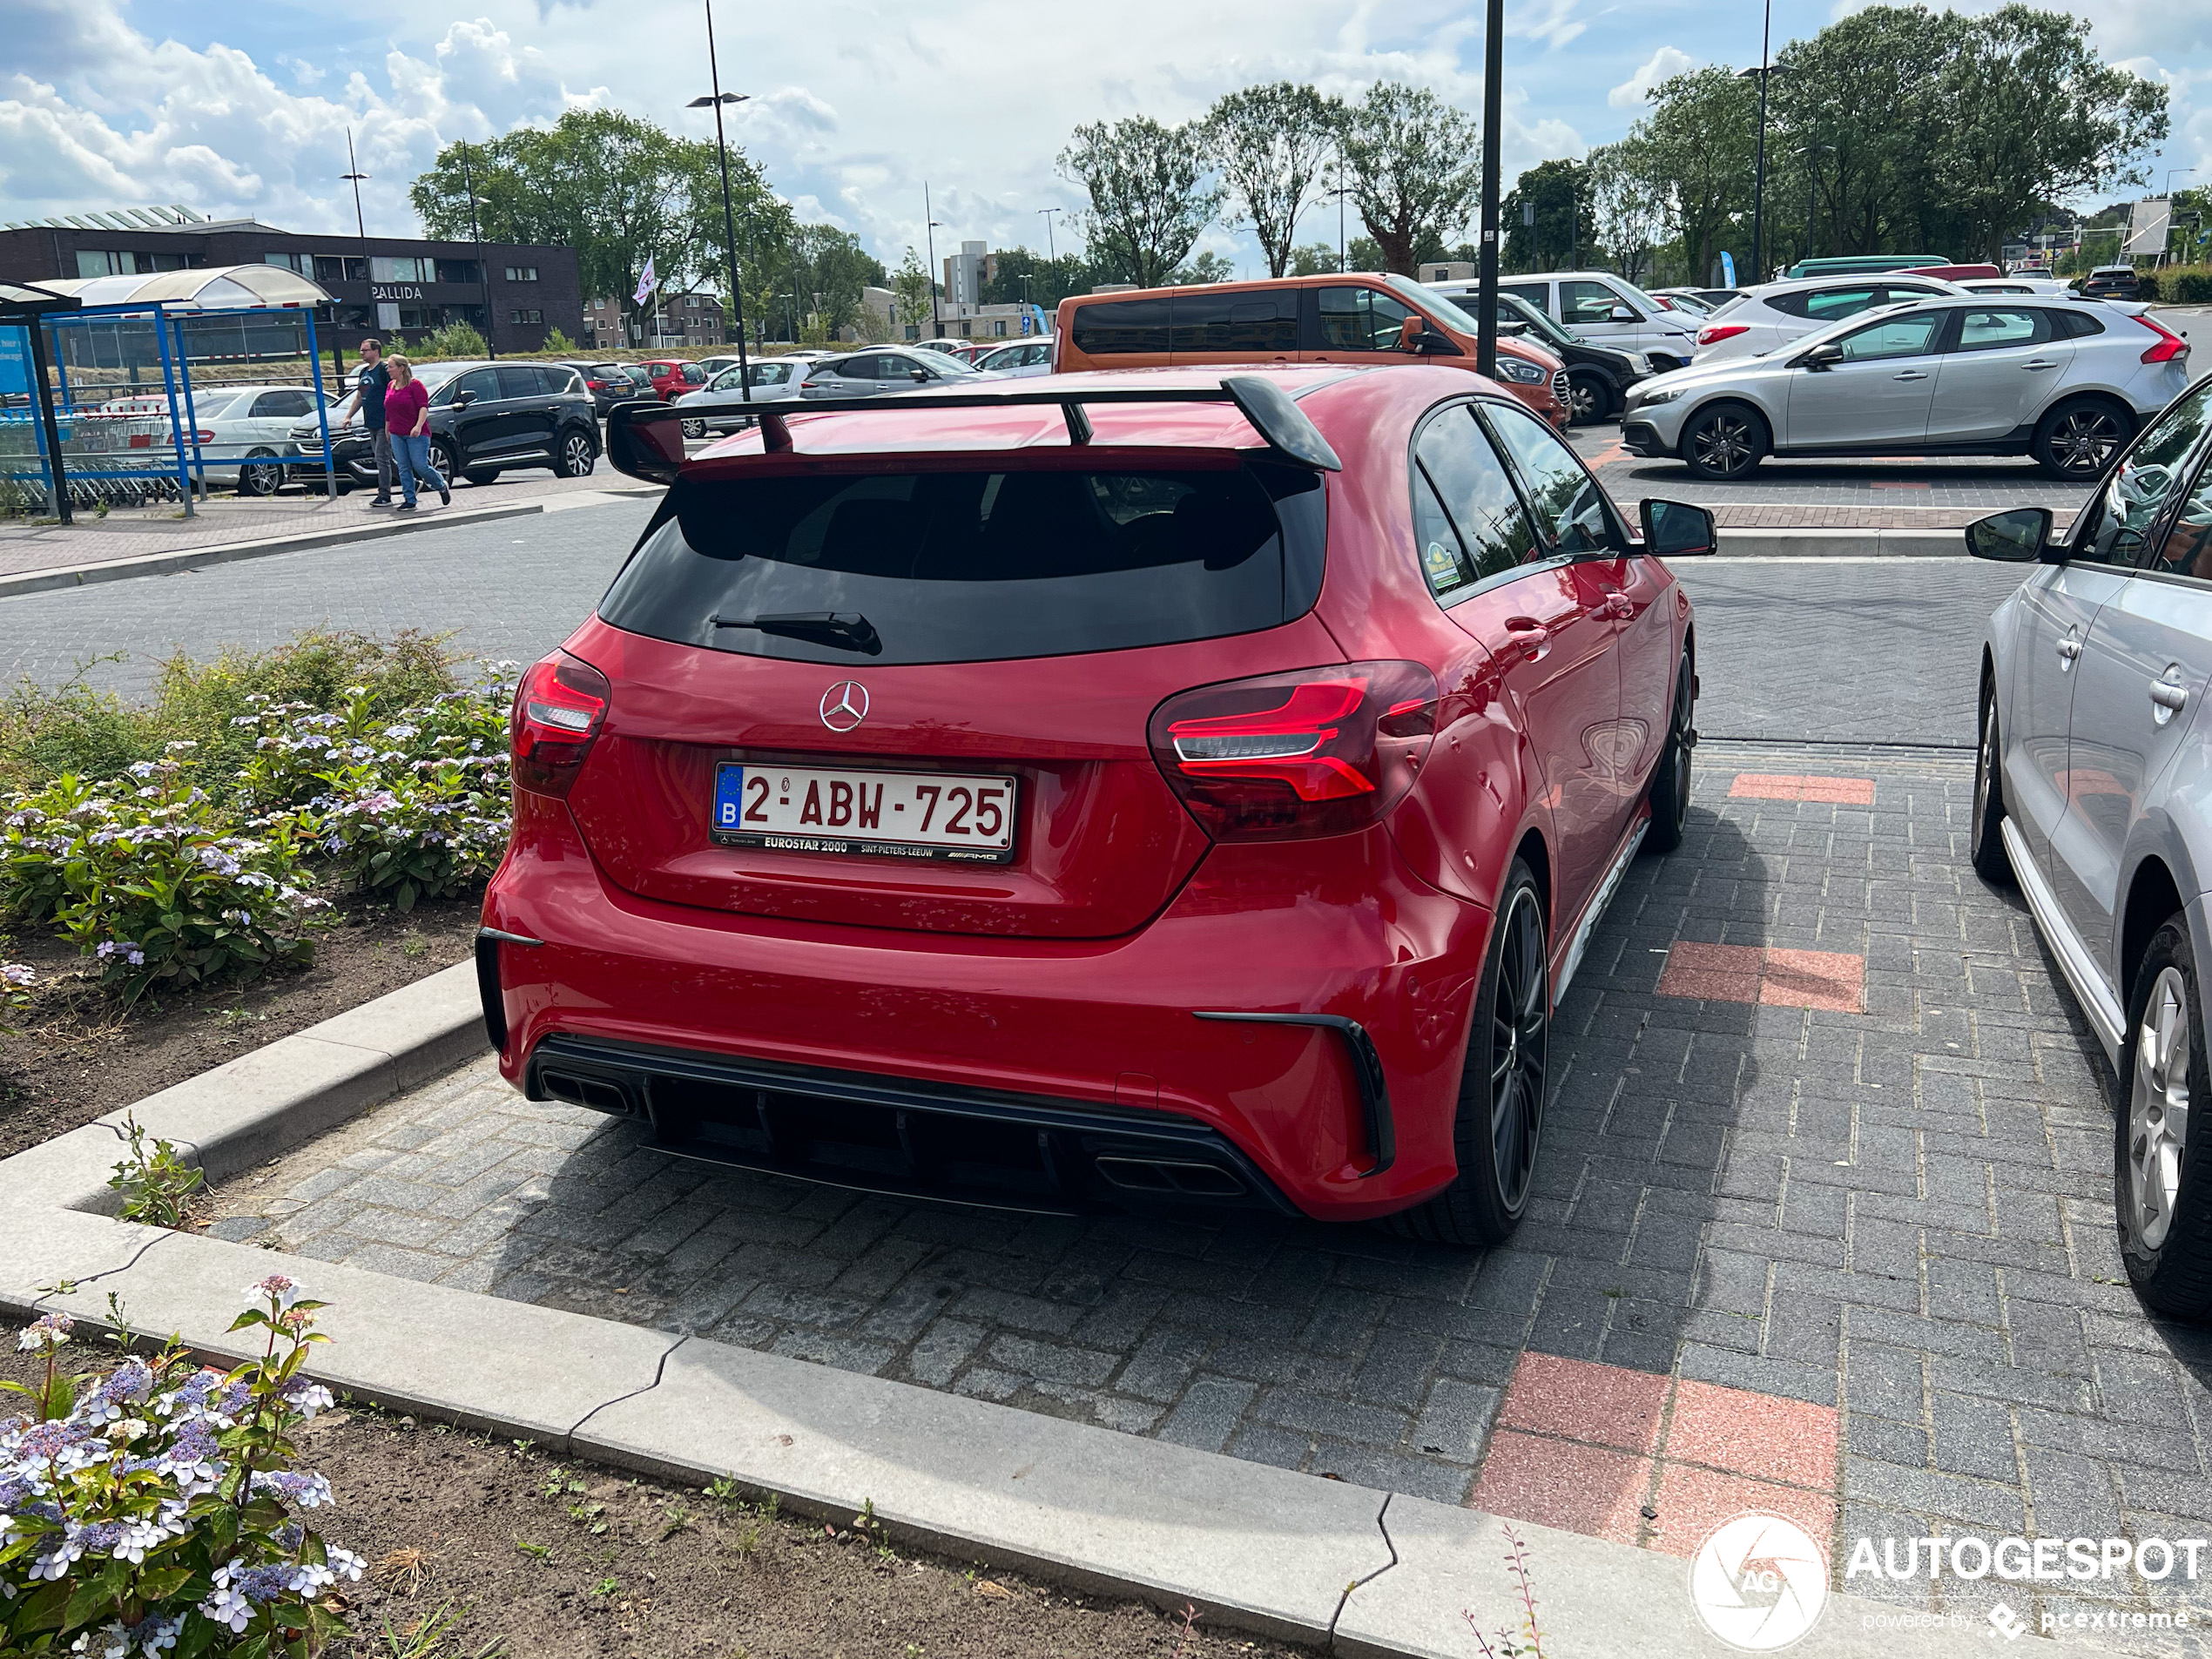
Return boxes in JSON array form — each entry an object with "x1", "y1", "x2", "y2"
[{"x1": 711, "y1": 610, "x2": 882, "y2": 656}]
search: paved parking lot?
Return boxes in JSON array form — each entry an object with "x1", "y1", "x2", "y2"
[{"x1": 210, "y1": 738, "x2": 2212, "y2": 1639}]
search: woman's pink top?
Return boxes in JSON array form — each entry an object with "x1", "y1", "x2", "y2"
[{"x1": 384, "y1": 379, "x2": 429, "y2": 437}]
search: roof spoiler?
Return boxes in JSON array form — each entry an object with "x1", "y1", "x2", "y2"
[{"x1": 603, "y1": 377, "x2": 1343, "y2": 487}]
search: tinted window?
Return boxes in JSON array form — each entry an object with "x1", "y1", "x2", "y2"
[
  {"x1": 2075, "y1": 383, "x2": 2212, "y2": 568},
  {"x1": 2055, "y1": 309, "x2": 2106, "y2": 340},
  {"x1": 829, "y1": 356, "x2": 878, "y2": 381},
  {"x1": 1955, "y1": 307, "x2": 2051, "y2": 353},
  {"x1": 1069, "y1": 297, "x2": 1171, "y2": 354},
  {"x1": 1483, "y1": 402, "x2": 1617, "y2": 554},
  {"x1": 1561, "y1": 280, "x2": 1627, "y2": 325},
  {"x1": 1835, "y1": 314, "x2": 1943, "y2": 361},
  {"x1": 1500, "y1": 282, "x2": 1548, "y2": 311},
  {"x1": 1411, "y1": 469, "x2": 1473, "y2": 595},
  {"x1": 1413, "y1": 406, "x2": 1539, "y2": 593},
  {"x1": 1774, "y1": 286, "x2": 1883, "y2": 322},
  {"x1": 251, "y1": 390, "x2": 314, "y2": 418},
  {"x1": 601, "y1": 465, "x2": 1325, "y2": 665},
  {"x1": 683, "y1": 364, "x2": 707, "y2": 384},
  {"x1": 455, "y1": 368, "x2": 500, "y2": 403},
  {"x1": 1317, "y1": 287, "x2": 1417, "y2": 352},
  {"x1": 2151, "y1": 459, "x2": 2212, "y2": 583},
  {"x1": 496, "y1": 366, "x2": 541, "y2": 400},
  {"x1": 1170, "y1": 290, "x2": 1299, "y2": 354}
]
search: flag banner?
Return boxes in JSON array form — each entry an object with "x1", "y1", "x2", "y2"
[{"x1": 634, "y1": 259, "x2": 658, "y2": 307}]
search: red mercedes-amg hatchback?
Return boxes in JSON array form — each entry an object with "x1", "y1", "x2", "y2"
[{"x1": 477, "y1": 364, "x2": 1712, "y2": 1244}]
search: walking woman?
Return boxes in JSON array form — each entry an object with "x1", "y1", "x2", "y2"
[{"x1": 382, "y1": 354, "x2": 449, "y2": 510}]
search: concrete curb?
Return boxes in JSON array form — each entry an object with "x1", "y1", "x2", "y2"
[
  {"x1": 1714, "y1": 526, "x2": 1966, "y2": 558},
  {"x1": 0, "y1": 502, "x2": 546, "y2": 601},
  {"x1": 0, "y1": 964, "x2": 2062, "y2": 1656}
]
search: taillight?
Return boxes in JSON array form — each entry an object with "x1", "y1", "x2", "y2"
[
  {"x1": 2135, "y1": 314, "x2": 2190, "y2": 365},
  {"x1": 1696, "y1": 324, "x2": 1749, "y2": 347},
  {"x1": 510, "y1": 653, "x2": 611, "y2": 797},
  {"x1": 1148, "y1": 662, "x2": 1438, "y2": 842}
]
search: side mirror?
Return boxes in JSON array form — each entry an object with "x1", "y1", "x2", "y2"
[
  {"x1": 1609, "y1": 305, "x2": 1639, "y2": 322},
  {"x1": 453, "y1": 390, "x2": 477, "y2": 408},
  {"x1": 1399, "y1": 314, "x2": 1425, "y2": 352},
  {"x1": 1498, "y1": 320, "x2": 1528, "y2": 336},
  {"x1": 1640, "y1": 498, "x2": 1716, "y2": 557},
  {"x1": 909, "y1": 367, "x2": 929, "y2": 382},
  {"x1": 1801, "y1": 342, "x2": 1844, "y2": 371},
  {"x1": 605, "y1": 401, "x2": 686, "y2": 485},
  {"x1": 1414, "y1": 327, "x2": 1464, "y2": 356},
  {"x1": 1966, "y1": 507, "x2": 2054, "y2": 563}
]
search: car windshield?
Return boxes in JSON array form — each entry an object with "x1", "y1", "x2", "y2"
[
  {"x1": 1497, "y1": 295, "x2": 1577, "y2": 347},
  {"x1": 1661, "y1": 292, "x2": 1714, "y2": 315},
  {"x1": 1383, "y1": 274, "x2": 1480, "y2": 336},
  {"x1": 190, "y1": 392, "x2": 243, "y2": 421},
  {"x1": 918, "y1": 350, "x2": 979, "y2": 375},
  {"x1": 410, "y1": 363, "x2": 466, "y2": 392},
  {"x1": 600, "y1": 462, "x2": 1326, "y2": 666}
]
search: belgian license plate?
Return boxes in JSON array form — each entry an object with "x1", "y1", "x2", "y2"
[{"x1": 711, "y1": 763, "x2": 1016, "y2": 863}]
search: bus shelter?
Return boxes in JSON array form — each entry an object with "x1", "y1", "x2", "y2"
[{"x1": 0, "y1": 265, "x2": 341, "y2": 520}]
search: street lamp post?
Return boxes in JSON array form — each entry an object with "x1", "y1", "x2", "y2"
[
  {"x1": 687, "y1": 0, "x2": 752, "y2": 402},
  {"x1": 459, "y1": 140, "x2": 496, "y2": 359},
  {"x1": 924, "y1": 185, "x2": 944, "y2": 339},
  {"x1": 1738, "y1": 0, "x2": 1785, "y2": 285},
  {"x1": 1476, "y1": 0, "x2": 1503, "y2": 377},
  {"x1": 341, "y1": 127, "x2": 373, "y2": 342},
  {"x1": 1037, "y1": 206, "x2": 1061, "y2": 262}
]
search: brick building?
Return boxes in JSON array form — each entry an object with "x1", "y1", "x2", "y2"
[
  {"x1": 0, "y1": 206, "x2": 581, "y2": 355},
  {"x1": 583, "y1": 288, "x2": 725, "y2": 351}
]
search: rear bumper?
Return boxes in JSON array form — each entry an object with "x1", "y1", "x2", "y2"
[{"x1": 480, "y1": 794, "x2": 1492, "y2": 1221}]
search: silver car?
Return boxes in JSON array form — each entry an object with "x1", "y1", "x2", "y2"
[
  {"x1": 1689, "y1": 273, "x2": 1965, "y2": 366},
  {"x1": 674, "y1": 358, "x2": 807, "y2": 437},
  {"x1": 798, "y1": 345, "x2": 988, "y2": 400},
  {"x1": 1622, "y1": 295, "x2": 2194, "y2": 482},
  {"x1": 973, "y1": 337, "x2": 1055, "y2": 377},
  {"x1": 1966, "y1": 371, "x2": 2212, "y2": 1312}
]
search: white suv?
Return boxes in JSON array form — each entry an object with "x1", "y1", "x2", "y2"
[
  {"x1": 1691, "y1": 273, "x2": 1966, "y2": 365},
  {"x1": 1496, "y1": 271, "x2": 1702, "y2": 371}
]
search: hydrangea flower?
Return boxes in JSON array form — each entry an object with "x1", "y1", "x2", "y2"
[
  {"x1": 249, "y1": 1468, "x2": 334, "y2": 1508},
  {"x1": 17, "y1": 1312, "x2": 72, "y2": 1352}
]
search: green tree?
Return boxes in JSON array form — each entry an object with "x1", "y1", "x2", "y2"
[
  {"x1": 1933, "y1": 6, "x2": 2168, "y2": 263},
  {"x1": 1171, "y1": 250, "x2": 1238, "y2": 284},
  {"x1": 1058, "y1": 116, "x2": 1223, "y2": 288},
  {"x1": 410, "y1": 109, "x2": 790, "y2": 347},
  {"x1": 977, "y1": 247, "x2": 1099, "y2": 311},
  {"x1": 1501, "y1": 158, "x2": 1596, "y2": 273},
  {"x1": 1636, "y1": 66, "x2": 1757, "y2": 284},
  {"x1": 1206, "y1": 82, "x2": 1344, "y2": 278},
  {"x1": 1341, "y1": 84, "x2": 1481, "y2": 275},
  {"x1": 1289, "y1": 241, "x2": 1340, "y2": 275},
  {"x1": 891, "y1": 247, "x2": 936, "y2": 329},
  {"x1": 1585, "y1": 140, "x2": 1669, "y2": 281},
  {"x1": 791, "y1": 225, "x2": 887, "y2": 340}
]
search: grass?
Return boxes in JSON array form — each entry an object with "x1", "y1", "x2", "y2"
[{"x1": 0, "y1": 628, "x2": 462, "y2": 796}]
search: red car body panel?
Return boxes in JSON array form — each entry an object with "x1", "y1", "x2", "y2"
[
  {"x1": 637, "y1": 361, "x2": 692, "y2": 400},
  {"x1": 481, "y1": 363, "x2": 1692, "y2": 1221}
]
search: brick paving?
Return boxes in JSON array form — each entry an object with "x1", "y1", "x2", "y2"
[{"x1": 208, "y1": 742, "x2": 2212, "y2": 1634}]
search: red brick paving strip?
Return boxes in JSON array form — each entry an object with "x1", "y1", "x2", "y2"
[
  {"x1": 1658, "y1": 941, "x2": 1865, "y2": 1013},
  {"x1": 1471, "y1": 1355, "x2": 1842, "y2": 1560},
  {"x1": 1728, "y1": 773, "x2": 1878, "y2": 806}
]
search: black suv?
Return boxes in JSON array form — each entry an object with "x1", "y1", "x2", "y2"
[
  {"x1": 1485, "y1": 291, "x2": 1650, "y2": 423},
  {"x1": 294, "y1": 361, "x2": 600, "y2": 489},
  {"x1": 2081, "y1": 265, "x2": 2141, "y2": 300}
]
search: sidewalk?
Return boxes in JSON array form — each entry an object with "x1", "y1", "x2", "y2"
[{"x1": 0, "y1": 473, "x2": 661, "y2": 599}]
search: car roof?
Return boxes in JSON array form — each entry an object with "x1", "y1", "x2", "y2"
[{"x1": 1745, "y1": 273, "x2": 1966, "y2": 297}]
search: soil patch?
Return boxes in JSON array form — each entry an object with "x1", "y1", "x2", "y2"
[
  {"x1": 0, "y1": 895, "x2": 477, "y2": 1160},
  {"x1": 0, "y1": 1345, "x2": 1310, "y2": 1658}
]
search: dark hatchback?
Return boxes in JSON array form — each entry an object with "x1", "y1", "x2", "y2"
[
  {"x1": 2082, "y1": 265, "x2": 2141, "y2": 300},
  {"x1": 555, "y1": 361, "x2": 635, "y2": 417},
  {"x1": 292, "y1": 361, "x2": 601, "y2": 488}
]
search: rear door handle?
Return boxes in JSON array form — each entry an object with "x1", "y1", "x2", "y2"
[
  {"x1": 2058, "y1": 634, "x2": 2083, "y2": 663},
  {"x1": 2152, "y1": 677, "x2": 2189, "y2": 720},
  {"x1": 1504, "y1": 616, "x2": 1552, "y2": 658},
  {"x1": 2023, "y1": 360, "x2": 2059, "y2": 371},
  {"x1": 1892, "y1": 370, "x2": 1930, "y2": 381}
]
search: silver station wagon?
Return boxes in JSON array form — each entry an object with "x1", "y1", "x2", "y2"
[{"x1": 1969, "y1": 372, "x2": 2212, "y2": 1312}]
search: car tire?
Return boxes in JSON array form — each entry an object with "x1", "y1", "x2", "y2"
[
  {"x1": 555, "y1": 429, "x2": 596, "y2": 478},
  {"x1": 1565, "y1": 368, "x2": 1613, "y2": 425},
  {"x1": 2116, "y1": 917, "x2": 2212, "y2": 1317},
  {"x1": 1969, "y1": 686, "x2": 2012, "y2": 884},
  {"x1": 1679, "y1": 402, "x2": 1768, "y2": 481},
  {"x1": 237, "y1": 448, "x2": 282, "y2": 497},
  {"x1": 2033, "y1": 398, "x2": 2134, "y2": 482},
  {"x1": 680, "y1": 418, "x2": 707, "y2": 440},
  {"x1": 427, "y1": 441, "x2": 455, "y2": 484},
  {"x1": 1643, "y1": 655, "x2": 1696, "y2": 854},
  {"x1": 462, "y1": 469, "x2": 501, "y2": 486},
  {"x1": 1391, "y1": 857, "x2": 1548, "y2": 1248}
]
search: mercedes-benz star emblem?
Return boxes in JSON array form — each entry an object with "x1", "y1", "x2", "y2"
[{"x1": 819, "y1": 680, "x2": 869, "y2": 732}]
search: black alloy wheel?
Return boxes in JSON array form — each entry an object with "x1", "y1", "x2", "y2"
[
  {"x1": 1566, "y1": 368, "x2": 1610, "y2": 425},
  {"x1": 1968, "y1": 691, "x2": 2011, "y2": 883},
  {"x1": 556, "y1": 430, "x2": 596, "y2": 478},
  {"x1": 1681, "y1": 404, "x2": 1766, "y2": 481},
  {"x1": 1644, "y1": 656, "x2": 1696, "y2": 853},
  {"x1": 2035, "y1": 401, "x2": 2128, "y2": 481},
  {"x1": 1392, "y1": 856, "x2": 1548, "y2": 1247}
]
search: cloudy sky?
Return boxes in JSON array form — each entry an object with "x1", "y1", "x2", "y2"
[{"x1": 3, "y1": 0, "x2": 2205, "y2": 274}]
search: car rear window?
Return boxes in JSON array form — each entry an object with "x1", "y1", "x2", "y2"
[
  {"x1": 599, "y1": 462, "x2": 1326, "y2": 665},
  {"x1": 1069, "y1": 298, "x2": 1171, "y2": 355}
]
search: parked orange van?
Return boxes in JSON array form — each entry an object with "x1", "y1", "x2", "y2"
[{"x1": 1053, "y1": 273, "x2": 1570, "y2": 428}]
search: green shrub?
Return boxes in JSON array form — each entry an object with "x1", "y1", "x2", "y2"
[
  {"x1": 405, "y1": 319, "x2": 489, "y2": 361},
  {"x1": 543, "y1": 326, "x2": 580, "y2": 355}
]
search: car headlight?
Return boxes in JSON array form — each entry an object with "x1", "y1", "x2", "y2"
[
  {"x1": 1629, "y1": 354, "x2": 1655, "y2": 375},
  {"x1": 1634, "y1": 387, "x2": 1685, "y2": 409},
  {"x1": 1494, "y1": 358, "x2": 1548, "y2": 385}
]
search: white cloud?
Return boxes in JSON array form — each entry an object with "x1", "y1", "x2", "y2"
[
  {"x1": 1507, "y1": 0, "x2": 1587, "y2": 51},
  {"x1": 1609, "y1": 46, "x2": 1697, "y2": 107}
]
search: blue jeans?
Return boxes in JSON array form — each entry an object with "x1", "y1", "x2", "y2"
[{"x1": 391, "y1": 432, "x2": 445, "y2": 504}]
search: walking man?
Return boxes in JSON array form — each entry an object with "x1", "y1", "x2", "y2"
[
  {"x1": 381, "y1": 354, "x2": 449, "y2": 512},
  {"x1": 342, "y1": 337, "x2": 395, "y2": 507}
]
